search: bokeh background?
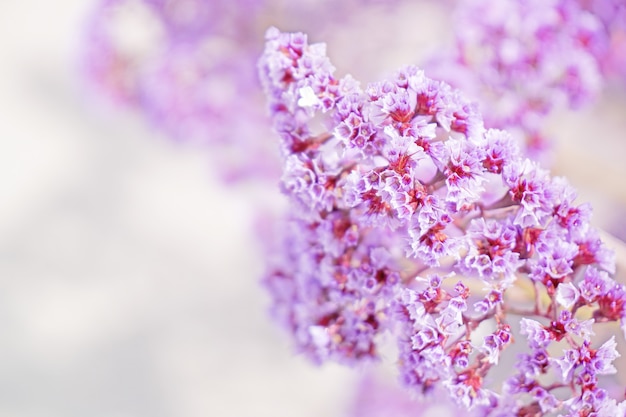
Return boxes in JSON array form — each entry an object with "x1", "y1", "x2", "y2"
[{"x1": 1, "y1": 1, "x2": 626, "y2": 416}]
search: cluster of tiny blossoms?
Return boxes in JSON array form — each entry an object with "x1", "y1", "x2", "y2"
[
  {"x1": 82, "y1": 0, "x2": 277, "y2": 180},
  {"x1": 579, "y1": 0, "x2": 626, "y2": 78},
  {"x1": 426, "y1": 0, "x2": 608, "y2": 158},
  {"x1": 260, "y1": 28, "x2": 626, "y2": 416}
]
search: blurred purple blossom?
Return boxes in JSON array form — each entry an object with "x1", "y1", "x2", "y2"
[
  {"x1": 426, "y1": 0, "x2": 611, "y2": 160},
  {"x1": 82, "y1": 0, "x2": 276, "y2": 181}
]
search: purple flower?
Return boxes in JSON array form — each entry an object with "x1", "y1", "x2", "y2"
[
  {"x1": 591, "y1": 336, "x2": 620, "y2": 375},
  {"x1": 556, "y1": 282, "x2": 580, "y2": 308},
  {"x1": 504, "y1": 159, "x2": 555, "y2": 228},
  {"x1": 463, "y1": 217, "x2": 521, "y2": 286},
  {"x1": 260, "y1": 28, "x2": 626, "y2": 414},
  {"x1": 530, "y1": 227, "x2": 580, "y2": 282},
  {"x1": 553, "y1": 347, "x2": 581, "y2": 382},
  {"x1": 520, "y1": 319, "x2": 553, "y2": 349},
  {"x1": 426, "y1": 0, "x2": 608, "y2": 158},
  {"x1": 531, "y1": 387, "x2": 559, "y2": 414}
]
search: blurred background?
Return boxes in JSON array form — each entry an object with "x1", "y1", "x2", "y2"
[
  {"x1": 1, "y1": 1, "x2": 626, "y2": 416},
  {"x1": 0, "y1": 1, "x2": 357, "y2": 416}
]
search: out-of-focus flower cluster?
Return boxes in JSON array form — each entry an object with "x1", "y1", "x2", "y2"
[
  {"x1": 259, "y1": 28, "x2": 626, "y2": 415},
  {"x1": 82, "y1": 0, "x2": 279, "y2": 180},
  {"x1": 427, "y1": 0, "x2": 625, "y2": 159},
  {"x1": 580, "y1": 0, "x2": 626, "y2": 77}
]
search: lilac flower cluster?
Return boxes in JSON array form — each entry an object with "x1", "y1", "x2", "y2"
[
  {"x1": 426, "y1": 0, "x2": 610, "y2": 158},
  {"x1": 82, "y1": 0, "x2": 277, "y2": 180},
  {"x1": 579, "y1": 0, "x2": 626, "y2": 79},
  {"x1": 260, "y1": 28, "x2": 626, "y2": 415},
  {"x1": 83, "y1": 0, "x2": 263, "y2": 107}
]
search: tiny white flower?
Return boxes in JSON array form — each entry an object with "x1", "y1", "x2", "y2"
[
  {"x1": 556, "y1": 282, "x2": 580, "y2": 308},
  {"x1": 298, "y1": 86, "x2": 320, "y2": 107}
]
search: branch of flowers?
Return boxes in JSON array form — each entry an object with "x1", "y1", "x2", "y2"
[
  {"x1": 260, "y1": 28, "x2": 626, "y2": 415},
  {"x1": 480, "y1": 193, "x2": 516, "y2": 211},
  {"x1": 543, "y1": 382, "x2": 569, "y2": 393},
  {"x1": 292, "y1": 132, "x2": 335, "y2": 153}
]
